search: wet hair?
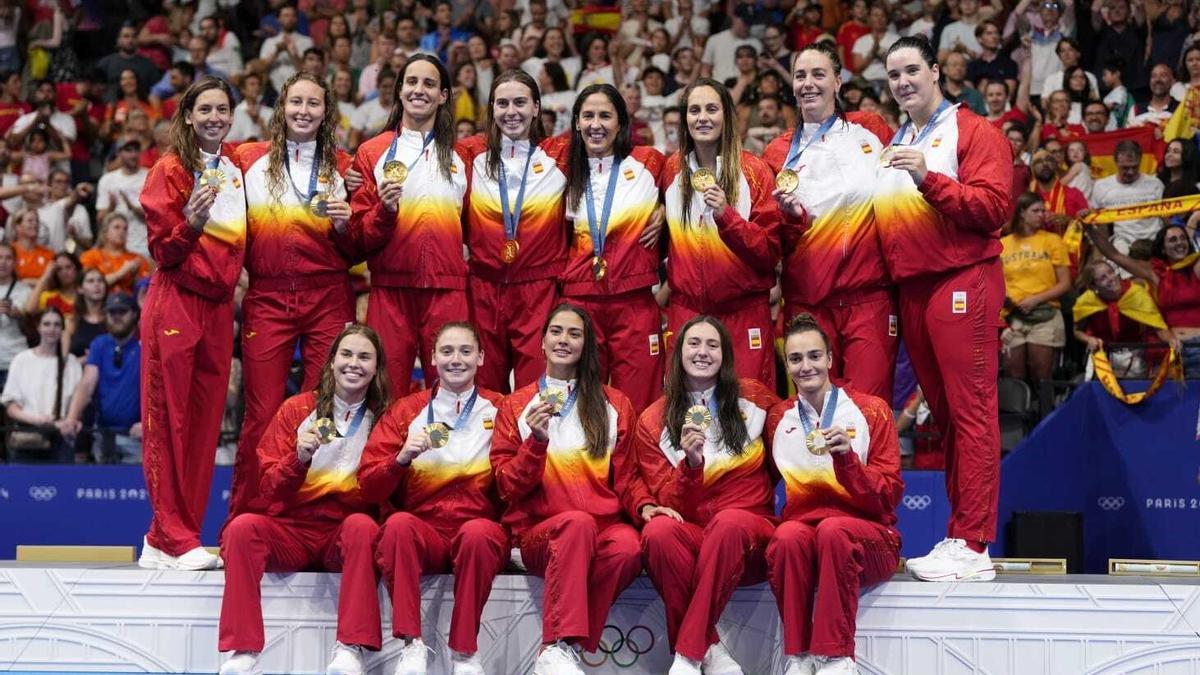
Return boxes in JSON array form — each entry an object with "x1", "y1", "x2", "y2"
[
  {"x1": 886, "y1": 35, "x2": 937, "y2": 69},
  {"x1": 312, "y1": 324, "x2": 390, "y2": 430},
  {"x1": 792, "y1": 42, "x2": 847, "y2": 120},
  {"x1": 433, "y1": 320, "x2": 482, "y2": 348},
  {"x1": 542, "y1": 303, "x2": 609, "y2": 458},
  {"x1": 384, "y1": 54, "x2": 455, "y2": 181},
  {"x1": 663, "y1": 315, "x2": 749, "y2": 455},
  {"x1": 168, "y1": 76, "x2": 236, "y2": 172},
  {"x1": 677, "y1": 78, "x2": 743, "y2": 226},
  {"x1": 266, "y1": 72, "x2": 341, "y2": 207},
  {"x1": 485, "y1": 69, "x2": 545, "y2": 181},
  {"x1": 783, "y1": 311, "x2": 831, "y2": 351},
  {"x1": 567, "y1": 83, "x2": 632, "y2": 213}
]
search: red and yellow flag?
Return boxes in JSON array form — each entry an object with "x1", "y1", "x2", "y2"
[
  {"x1": 1091, "y1": 348, "x2": 1182, "y2": 404},
  {"x1": 1164, "y1": 85, "x2": 1200, "y2": 142},
  {"x1": 1079, "y1": 126, "x2": 1162, "y2": 179}
]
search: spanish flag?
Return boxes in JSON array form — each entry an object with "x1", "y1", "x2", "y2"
[
  {"x1": 1164, "y1": 85, "x2": 1200, "y2": 142},
  {"x1": 1079, "y1": 126, "x2": 1162, "y2": 180},
  {"x1": 569, "y1": 6, "x2": 621, "y2": 34},
  {"x1": 1073, "y1": 282, "x2": 1167, "y2": 330}
]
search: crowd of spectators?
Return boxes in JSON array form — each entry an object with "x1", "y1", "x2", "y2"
[{"x1": 0, "y1": 0, "x2": 1198, "y2": 466}]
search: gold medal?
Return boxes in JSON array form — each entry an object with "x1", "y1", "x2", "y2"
[
  {"x1": 805, "y1": 428, "x2": 828, "y2": 456},
  {"x1": 501, "y1": 239, "x2": 520, "y2": 264},
  {"x1": 199, "y1": 168, "x2": 225, "y2": 192},
  {"x1": 313, "y1": 417, "x2": 337, "y2": 445},
  {"x1": 691, "y1": 168, "x2": 717, "y2": 191},
  {"x1": 685, "y1": 404, "x2": 712, "y2": 430},
  {"x1": 592, "y1": 256, "x2": 608, "y2": 281},
  {"x1": 383, "y1": 160, "x2": 408, "y2": 184},
  {"x1": 539, "y1": 388, "x2": 567, "y2": 414},
  {"x1": 775, "y1": 169, "x2": 799, "y2": 193},
  {"x1": 309, "y1": 192, "x2": 330, "y2": 217},
  {"x1": 879, "y1": 147, "x2": 896, "y2": 168},
  {"x1": 426, "y1": 422, "x2": 451, "y2": 449}
]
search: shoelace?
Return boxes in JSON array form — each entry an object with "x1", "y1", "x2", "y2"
[{"x1": 401, "y1": 640, "x2": 436, "y2": 661}]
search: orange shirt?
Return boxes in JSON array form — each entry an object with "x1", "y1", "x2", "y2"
[
  {"x1": 80, "y1": 248, "x2": 151, "y2": 294},
  {"x1": 14, "y1": 243, "x2": 54, "y2": 282}
]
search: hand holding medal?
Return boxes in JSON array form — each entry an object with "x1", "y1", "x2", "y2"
[
  {"x1": 525, "y1": 397, "x2": 555, "y2": 443},
  {"x1": 396, "y1": 426, "x2": 433, "y2": 466},
  {"x1": 692, "y1": 168, "x2": 727, "y2": 211},
  {"x1": 296, "y1": 423, "x2": 325, "y2": 463},
  {"x1": 884, "y1": 147, "x2": 928, "y2": 184}
]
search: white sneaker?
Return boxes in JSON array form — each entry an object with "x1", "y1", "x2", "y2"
[
  {"x1": 784, "y1": 654, "x2": 819, "y2": 675},
  {"x1": 532, "y1": 641, "x2": 584, "y2": 675},
  {"x1": 137, "y1": 536, "x2": 174, "y2": 570},
  {"x1": 393, "y1": 638, "x2": 431, "y2": 675},
  {"x1": 219, "y1": 651, "x2": 263, "y2": 675},
  {"x1": 702, "y1": 643, "x2": 744, "y2": 675},
  {"x1": 175, "y1": 546, "x2": 222, "y2": 571},
  {"x1": 326, "y1": 642, "x2": 365, "y2": 675},
  {"x1": 450, "y1": 650, "x2": 485, "y2": 675},
  {"x1": 667, "y1": 653, "x2": 702, "y2": 675},
  {"x1": 814, "y1": 656, "x2": 859, "y2": 674},
  {"x1": 906, "y1": 538, "x2": 996, "y2": 582}
]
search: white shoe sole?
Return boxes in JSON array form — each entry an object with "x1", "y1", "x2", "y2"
[{"x1": 909, "y1": 566, "x2": 997, "y2": 582}]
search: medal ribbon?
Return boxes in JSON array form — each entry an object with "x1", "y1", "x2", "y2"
[
  {"x1": 796, "y1": 386, "x2": 839, "y2": 437},
  {"x1": 889, "y1": 100, "x2": 951, "y2": 148},
  {"x1": 340, "y1": 401, "x2": 369, "y2": 438},
  {"x1": 283, "y1": 139, "x2": 322, "y2": 203},
  {"x1": 585, "y1": 156, "x2": 621, "y2": 260},
  {"x1": 499, "y1": 146, "x2": 534, "y2": 242},
  {"x1": 538, "y1": 374, "x2": 579, "y2": 418},
  {"x1": 384, "y1": 129, "x2": 435, "y2": 174},
  {"x1": 425, "y1": 385, "x2": 479, "y2": 430},
  {"x1": 784, "y1": 114, "x2": 837, "y2": 169}
]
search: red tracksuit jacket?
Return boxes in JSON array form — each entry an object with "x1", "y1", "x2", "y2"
[
  {"x1": 761, "y1": 112, "x2": 892, "y2": 307},
  {"x1": 140, "y1": 145, "x2": 246, "y2": 300},
  {"x1": 874, "y1": 105, "x2": 1012, "y2": 282},
  {"x1": 356, "y1": 386, "x2": 504, "y2": 538},
  {"x1": 634, "y1": 379, "x2": 781, "y2": 526},
  {"x1": 459, "y1": 134, "x2": 570, "y2": 284},
  {"x1": 661, "y1": 151, "x2": 782, "y2": 312},
  {"x1": 235, "y1": 140, "x2": 359, "y2": 283},
  {"x1": 349, "y1": 128, "x2": 470, "y2": 289},
  {"x1": 561, "y1": 146, "x2": 665, "y2": 297},
  {"x1": 256, "y1": 391, "x2": 375, "y2": 523},
  {"x1": 490, "y1": 380, "x2": 649, "y2": 540},
  {"x1": 764, "y1": 387, "x2": 903, "y2": 527}
]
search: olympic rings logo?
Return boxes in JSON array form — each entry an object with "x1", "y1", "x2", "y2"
[
  {"x1": 902, "y1": 495, "x2": 932, "y2": 510},
  {"x1": 580, "y1": 624, "x2": 656, "y2": 668},
  {"x1": 1097, "y1": 497, "x2": 1125, "y2": 511},
  {"x1": 28, "y1": 486, "x2": 57, "y2": 501}
]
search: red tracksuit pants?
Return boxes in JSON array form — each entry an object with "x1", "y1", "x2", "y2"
[
  {"x1": 228, "y1": 279, "x2": 355, "y2": 524},
  {"x1": 140, "y1": 278, "x2": 232, "y2": 555},
  {"x1": 518, "y1": 511, "x2": 642, "y2": 651},
  {"x1": 376, "y1": 512, "x2": 508, "y2": 654},
  {"x1": 765, "y1": 517, "x2": 900, "y2": 657},
  {"x1": 641, "y1": 509, "x2": 775, "y2": 661},
  {"x1": 785, "y1": 287, "x2": 898, "y2": 402},
  {"x1": 667, "y1": 298, "x2": 776, "y2": 391},
  {"x1": 899, "y1": 260, "x2": 1004, "y2": 543},
  {"x1": 219, "y1": 512, "x2": 382, "y2": 652},
  {"x1": 366, "y1": 285, "x2": 469, "y2": 394},
  {"x1": 561, "y1": 289, "x2": 664, "y2": 412},
  {"x1": 470, "y1": 277, "x2": 558, "y2": 394}
]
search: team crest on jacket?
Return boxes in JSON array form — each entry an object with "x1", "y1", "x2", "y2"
[
  {"x1": 860, "y1": 143, "x2": 873, "y2": 154},
  {"x1": 931, "y1": 137, "x2": 942, "y2": 148},
  {"x1": 623, "y1": 168, "x2": 636, "y2": 181},
  {"x1": 532, "y1": 162, "x2": 544, "y2": 174},
  {"x1": 483, "y1": 417, "x2": 494, "y2": 430}
]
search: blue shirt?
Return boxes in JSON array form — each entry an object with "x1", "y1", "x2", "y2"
[
  {"x1": 419, "y1": 29, "x2": 473, "y2": 62},
  {"x1": 86, "y1": 334, "x2": 141, "y2": 430}
]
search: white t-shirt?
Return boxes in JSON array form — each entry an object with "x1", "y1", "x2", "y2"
[
  {"x1": 0, "y1": 348, "x2": 82, "y2": 417},
  {"x1": 1041, "y1": 69, "x2": 1099, "y2": 99},
  {"x1": 351, "y1": 98, "x2": 390, "y2": 138},
  {"x1": 95, "y1": 167, "x2": 150, "y2": 257},
  {"x1": 701, "y1": 30, "x2": 762, "y2": 83},
  {"x1": 227, "y1": 99, "x2": 273, "y2": 143},
  {"x1": 34, "y1": 199, "x2": 80, "y2": 253},
  {"x1": 1090, "y1": 174, "x2": 1166, "y2": 248},
  {"x1": 8, "y1": 111, "x2": 77, "y2": 143},
  {"x1": 207, "y1": 31, "x2": 244, "y2": 77},
  {"x1": 938, "y1": 21, "x2": 982, "y2": 56},
  {"x1": 259, "y1": 31, "x2": 315, "y2": 92},
  {"x1": 541, "y1": 90, "x2": 577, "y2": 137},
  {"x1": 664, "y1": 15, "x2": 710, "y2": 40},
  {"x1": 905, "y1": 17, "x2": 935, "y2": 39},
  {"x1": 0, "y1": 281, "x2": 33, "y2": 370},
  {"x1": 336, "y1": 100, "x2": 357, "y2": 150},
  {"x1": 851, "y1": 31, "x2": 899, "y2": 81}
]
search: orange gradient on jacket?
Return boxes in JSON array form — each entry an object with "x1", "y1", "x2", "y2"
[
  {"x1": 780, "y1": 465, "x2": 852, "y2": 505},
  {"x1": 296, "y1": 469, "x2": 362, "y2": 505},
  {"x1": 702, "y1": 438, "x2": 765, "y2": 488},
  {"x1": 406, "y1": 455, "x2": 493, "y2": 505},
  {"x1": 571, "y1": 202, "x2": 656, "y2": 255}
]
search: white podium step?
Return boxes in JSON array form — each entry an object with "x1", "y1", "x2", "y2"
[{"x1": 1, "y1": 565, "x2": 1199, "y2": 674}]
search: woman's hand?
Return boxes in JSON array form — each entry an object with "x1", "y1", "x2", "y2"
[
  {"x1": 326, "y1": 200, "x2": 352, "y2": 233},
  {"x1": 183, "y1": 185, "x2": 217, "y2": 230},
  {"x1": 526, "y1": 401, "x2": 554, "y2": 443},
  {"x1": 887, "y1": 147, "x2": 929, "y2": 185},
  {"x1": 396, "y1": 428, "x2": 430, "y2": 466},
  {"x1": 296, "y1": 427, "x2": 319, "y2": 463},
  {"x1": 681, "y1": 422, "x2": 706, "y2": 467},
  {"x1": 641, "y1": 504, "x2": 684, "y2": 523},
  {"x1": 701, "y1": 184, "x2": 728, "y2": 212},
  {"x1": 822, "y1": 426, "x2": 852, "y2": 454}
]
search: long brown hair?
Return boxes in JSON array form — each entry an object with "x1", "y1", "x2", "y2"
[
  {"x1": 383, "y1": 54, "x2": 455, "y2": 181},
  {"x1": 1008, "y1": 191, "x2": 1044, "y2": 236},
  {"x1": 265, "y1": 71, "x2": 342, "y2": 206},
  {"x1": 663, "y1": 315, "x2": 748, "y2": 455},
  {"x1": 567, "y1": 83, "x2": 632, "y2": 213},
  {"x1": 484, "y1": 69, "x2": 546, "y2": 181},
  {"x1": 312, "y1": 324, "x2": 391, "y2": 430},
  {"x1": 677, "y1": 78, "x2": 742, "y2": 226},
  {"x1": 543, "y1": 303, "x2": 609, "y2": 458},
  {"x1": 168, "y1": 76, "x2": 236, "y2": 173}
]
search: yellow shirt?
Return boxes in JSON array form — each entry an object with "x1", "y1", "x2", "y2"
[{"x1": 1001, "y1": 230, "x2": 1069, "y2": 306}]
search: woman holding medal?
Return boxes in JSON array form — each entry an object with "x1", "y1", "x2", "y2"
[
  {"x1": 226, "y1": 71, "x2": 360, "y2": 526},
  {"x1": 763, "y1": 42, "x2": 898, "y2": 402},
  {"x1": 661, "y1": 78, "x2": 782, "y2": 389},
  {"x1": 560, "y1": 83, "x2": 667, "y2": 412},
  {"x1": 634, "y1": 315, "x2": 780, "y2": 675},
  {"x1": 356, "y1": 321, "x2": 506, "y2": 675},
  {"x1": 764, "y1": 313, "x2": 903, "y2": 675},
  {"x1": 219, "y1": 324, "x2": 388, "y2": 675},
  {"x1": 875, "y1": 35, "x2": 1010, "y2": 582},
  {"x1": 350, "y1": 54, "x2": 469, "y2": 392},
  {"x1": 490, "y1": 303, "x2": 646, "y2": 675},
  {"x1": 458, "y1": 69, "x2": 569, "y2": 395},
  {"x1": 138, "y1": 76, "x2": 246, "y2": 572}
]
